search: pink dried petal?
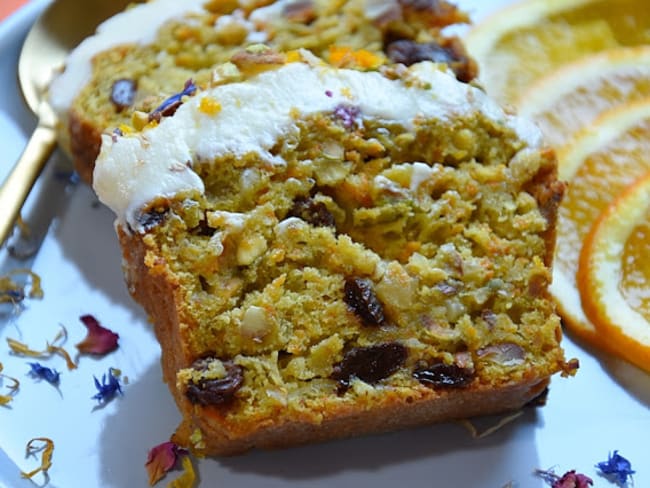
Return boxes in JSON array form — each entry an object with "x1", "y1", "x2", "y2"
[
  {"x1": 75, "y1": 315, "x2": 119, "y2": 355},
  {"x1": 145, "y1": 441, "x2": 187, "y2": 486},
  {"x1": 553, "y1": 471, "x2": 593, "y2": 488}
]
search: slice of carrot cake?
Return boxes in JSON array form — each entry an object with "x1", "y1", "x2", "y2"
[{"x1": 92, "y1": 50, "x2": 570, "y2": 455}]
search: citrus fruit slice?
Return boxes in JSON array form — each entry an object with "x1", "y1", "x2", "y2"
[
  {"x1": 577, "y1": 171, "x2": 650, "y2": 372},
  {"x1": 549, "y1": 100, "x2": 650, "y2": 348},
  {"x1": 517, "y1": 46, "x2": 650, "y2": 149},
  {"x1": 465, "y1": 0, "x2": 650, "y2": 106}
]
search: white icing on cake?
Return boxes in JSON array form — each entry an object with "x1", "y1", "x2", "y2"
[{"x1": 93, "y1": 61, "x2": 543, "y2": 232}]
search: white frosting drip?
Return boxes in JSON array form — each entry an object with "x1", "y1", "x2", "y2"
[
  {"x1": 49, "y1": 0, "x2": 208, "y2": 117},
  {"x1": 93, "y1": 61, "x2": 543, "y2": 232}
]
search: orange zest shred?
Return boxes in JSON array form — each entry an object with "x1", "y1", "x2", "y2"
[
  {"x1": 166, "y1": 455, "x2": 196, "y2": 488},
  {"x1": 328, "y1": 45, "x2": 385, "y2": 70},
  {"x1": 21, "y1": 437, "x2": 54, "y2": 480}
]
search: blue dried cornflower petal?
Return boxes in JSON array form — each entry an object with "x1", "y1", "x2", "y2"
[
  {"x1": 91, "y1": 369, "x2": 123, "y2": 403},
  {"x1": 596, "y1": 451, "x2": 635, "y2": 484},
  {"x1": 149, "y1": 79, "x2": 197, "y2": 122},
  {"x1": 27, "y1": 362, "x2": 60, "y2": 385}
]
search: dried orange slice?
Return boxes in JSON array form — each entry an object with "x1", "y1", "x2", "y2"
[
  {"x1": 549, "y1": 100, "x2": 650, "y2": 348},
  {"x1": 577, "y1": 171, "x2": 650, "y2": 372},
  {"x1": 465, "y1": 0, "x2": 650, "y2": 106},
  {"x1": 518, "y1": 46, "x2": 650, "y2": 149}
]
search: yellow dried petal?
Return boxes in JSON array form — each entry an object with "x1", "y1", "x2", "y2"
[
  {"x1": 285, "y1": 50, "x2": 302, "y2": 63},
  {"x1": 7, "y1": 338, "x2": 43, "y2": 357},
  {"x1": 11, "y1": 269, "x2": 43, "y2": 299},
  {"x1": 199, "y1": 97, "x2": 222, "y2": 116},
  {"x1": 21, "y1": 438, "x2": 54, "y2": 479},
  {"x1": 118, "y1": 124, "x2": 134, "y2": 135},
  {"x1": 7, "y1": 326, "x2": 77, "y2": 370},
  {"x1": 166, "y1": 456, "x2": 196, "y2": 488}
]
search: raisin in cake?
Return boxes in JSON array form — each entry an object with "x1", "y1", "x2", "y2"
[
  {"x1": 93, "y1": 53, "x2": 569, "y2": 455},
  {"x1": 48, "y1": 0, "x2": 475, "y2": 184}
]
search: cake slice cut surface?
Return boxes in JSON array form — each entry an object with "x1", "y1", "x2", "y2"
[{"x1": 94, "y1": 56, "x2": 569, "y2": 455}]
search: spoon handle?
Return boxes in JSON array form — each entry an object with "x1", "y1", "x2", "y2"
[{"x1": 0, "y1": 121, "x2": 56, "y2": 247}]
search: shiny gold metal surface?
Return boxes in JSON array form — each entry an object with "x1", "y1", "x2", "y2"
[{"x1": 0, "y1": 0, "x2": 133, "y2": 246}]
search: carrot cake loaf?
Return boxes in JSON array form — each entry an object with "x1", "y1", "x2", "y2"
[
  {"x1": 92, "y1": 49, "x2": 570, "y2": 455},
  {"x1": 48, "y1": 0, "x2": 476, "y2": 183}
]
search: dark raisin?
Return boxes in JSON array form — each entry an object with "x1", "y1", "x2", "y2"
[
  {"x1": 387, "y1": 40, "x2": 454, "y2": 66},
  {"x1": 136, "y1": 208, "x2": 169, "y2": 232},
  {"x1": 287, "y1": 197, "x2": 335, "y2": 227},
  {"x1": 185, "y1": 361, "x2": 244, "y2": 407},
  {"x1": 413, "y1": 361, "x2": 475, "y2": 388},
  {"x1": 385, "y1": 38, "x2": 476, "y2": 83},
  {"x1": 110, "y1": 79, "x2": 137, "y2": 112},
  {"x1": 191, "y1": 219, "x2": 214, "y2": 236},
  {"x1": 344, "y1": 278, "x2": 386, "y2": 326},
  {"x1": 331, "y1": 343, "x2": 408, "y2": 393}
]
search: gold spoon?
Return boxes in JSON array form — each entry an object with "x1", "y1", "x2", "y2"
[{"x1": 0, "y1": 0, "x2": 132, "y2": 246}]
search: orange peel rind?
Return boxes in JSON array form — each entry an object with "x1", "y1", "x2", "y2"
[{"x1": 577, "y1": 171, "x2": 650, "y2": 372}]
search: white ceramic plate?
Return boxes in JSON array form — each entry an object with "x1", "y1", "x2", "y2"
[{"x1": 1, "y1": 2, "x2": 649, "y2": 487}]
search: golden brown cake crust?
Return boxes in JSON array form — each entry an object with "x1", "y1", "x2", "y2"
[
  {"x1": 174, "y1": 376, "x2": 549, "y2": 455},
  {"x1": 68, "y1": 109, "x2": 102, "y2": 185}
]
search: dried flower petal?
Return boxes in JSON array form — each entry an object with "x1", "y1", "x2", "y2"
[
  {"x1": 21, "y1": 437, "x2": 54, "y2": 479},
  {"x1": 7, "y1": 337, "x2": 44, "y2": 357},
  {"x1": 27, "y1": 362, "x2": 60, "y2": 386},
  {"x1": 458, "y1": 411, "x2": 524, "y2": 439},
  {"x1": 76, "y1": 314, "x2": 119, "y2": 355},
  {"x1": 0, "y1": 362, "x2": 19, "y2": 405},
  {"x1": 0, "y1": 269, "x2": 44, "y2": 304},
  {"x1": 333, "y1": 103, "x2": 361, "y2": 129},
  {"x1": 167, "y1": 455, "x2": 196, "y2": 488},
  {"x1": 7, "y1": 326, "x2": 76, "y2": 370},
  {"x1": 92, "y1": 368, "x2": 123, "y2": 404},
  {"x1": 47, "y1": 326, "x2": 77, "y2": 370},
  {"x1": 535, "y1": 469, "x2": 593, "y2": 488},
  {"x1": 596, "y1": 451, "x2": 635, "y2": 485},
  {"x1": 145, "y1": 441, "x2": 188, "y2": 486},
  {"x1": 149, "y1": 80, "x2": 197, "y2": 122}
]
